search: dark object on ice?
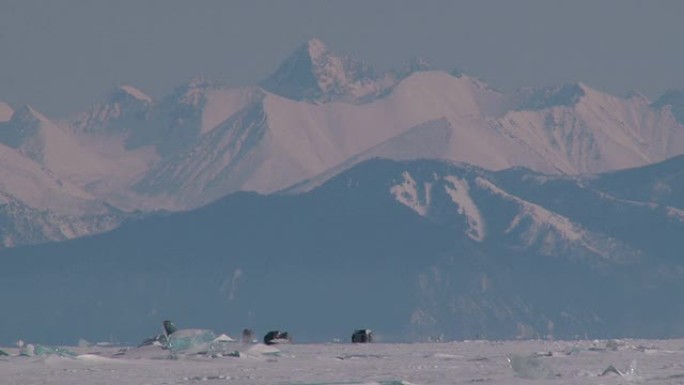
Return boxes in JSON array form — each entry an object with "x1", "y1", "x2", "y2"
[
  {"x1": 0, "y1": 349, "x2": 8, "y2": 356},
  {"x1": 163, "y1": 320, "x2": 178, "y2": 337},
  {"x1": 138, "y1": 333, "x2": 166, "y2": 347},
  {"x1": 263, "y1": 330, "x2": 290, "y2": 345},
  {"x1": 138, "y1": 320, "x2": 179, "y2": 347},
  {"x1": 242, "y1": 328, "x2": 253, "y2": 343},
  {"x1": 351, "y1": 329, "x2": 373, "y2": 343},
  {"x1": 600, "y1": 365, "x2": 623, "y2": 377}
]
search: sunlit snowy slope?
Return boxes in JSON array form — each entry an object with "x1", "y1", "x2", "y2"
[
  {"x1": 1, "y1": 39, "x2": 684, "y2": 246},
  {"x1": 0, "y1": 142, "x2": 124, "y2": 247}
]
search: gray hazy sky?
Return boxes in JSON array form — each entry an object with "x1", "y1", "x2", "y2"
[{"x1": 1, "y1": 0, "x2": 683, "y2": 117}]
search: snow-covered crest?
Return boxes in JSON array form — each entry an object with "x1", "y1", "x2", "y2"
[
  {"x1": 3, "y1": 37, "x2": 684, "y2": 246},
  {"x1": 70, "y1": 85, "x2": 153, "y2": 135},
  {"x1": 261, "y1": 38, "x2": 392, "y2": 103},
  {"x1": 495, "y1": 82, "x2": 684, "y2": 174},
  {"x1": 119, "y1": 85, "x2": 152, "y2": 103}
]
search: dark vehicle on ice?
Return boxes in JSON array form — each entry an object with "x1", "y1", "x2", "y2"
[
  {"x1": 263, "y1": 330, "x2": 291, "y2": 345},
  {"x1": 352, "y1": 329, "x2": 373, "y2": 343}
]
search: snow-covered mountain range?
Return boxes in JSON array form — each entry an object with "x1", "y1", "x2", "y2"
[
  {"x1": 1, "y1": 38, "x2": 684, "y2": 341},
  {"x1": 2, "y1": 157, "x2": 683, "y2": 343},
  {"x1": 1, "y1": 38, "x2": 683, "y2": 247},
  {"x1": 1, "y1": 39, "x2": 683, "y2": 214}
]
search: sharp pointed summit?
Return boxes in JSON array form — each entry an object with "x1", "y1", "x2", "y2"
[
  {"x1": 304, "y1": 37, "x2": 329, "y2": 61},
  {"x1": 3, "y1": 41, "x2": 684, "y2": 248},
  {"x1": 71, "y1": 85, "x2": 153, "y2": 135},
  {"x1": 260, "y1": 38, "x2": 385, "y2": 102}
]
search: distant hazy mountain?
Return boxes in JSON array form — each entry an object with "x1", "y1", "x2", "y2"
[
  {"x1": 2, "y1": 157, "x2": 682, "y2": 344},
  {"x1": 0, "y1": 38, "x2": 683, "y2": 245}
]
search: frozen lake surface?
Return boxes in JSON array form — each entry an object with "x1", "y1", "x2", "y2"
[{"x1": 2, "y1": 339, "x2": 684, "y2": 384}]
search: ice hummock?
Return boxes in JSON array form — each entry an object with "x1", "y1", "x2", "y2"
[{"x1": 165, "y1": 329, "x2": 215, "y2": 353}]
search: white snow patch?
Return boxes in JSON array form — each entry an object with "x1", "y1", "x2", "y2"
[
  {"x1": 200, "y1": 87, "x2": 259, "y2": 134},
  {"x1": 0, "y1": 143, "x2": 95, "y2": 211},
  {"x1": 119, "y1": 85, "x2": 152, "y2": 103},
  {"x1": 391, "y1": 171, "x2": 429, "y2": 216},
  {"x1": 306, "y1": 38, "x2": 328, "y2": 61},
  {"x1": 476, "y1": 177, "x2": 584, "y2": 243},
  {"x1": 479, "y1": 179, "x2": 629, "y2": 262},
  {"x1": 213, "y1": 334, "x2": 235, "y2": 342},
  {"x1": 75, "y1": 354, "x2": 123, "y2": 363},
  {"x1": 443, "y1": 176, "x2": 485, "y2": 241}
]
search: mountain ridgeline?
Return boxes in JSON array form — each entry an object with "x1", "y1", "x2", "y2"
[
  {"x1": 1, "y1": 157, "x2": 684, "y2": 344},
  {"x1": 1, "y1": 39, "x2": 684, "y2": 247},
  {"x1": 1, "y1": 38, "x2": 684, "y2": 343}
]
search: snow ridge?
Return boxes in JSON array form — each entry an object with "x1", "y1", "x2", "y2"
[
  {"x1": 71, "y1": 85, "x2": 152, "y2": 135},
  {"x1": 261, "y1": 38, "x2": 393, "y2": 103},
  {"x1": 3, "y1": 37, "x2": 684, "y2": 247},
  {"x1": 391, "y1": 171, "x2": 431, "y2": 216},
  {"x1": 119, "y1": 85, "x2": 152, "y2": 103},
  {"x1": 443, "y1": 176, "x2": 485, "y2": 241},
  {"x1": 472, "y1": 176, "x2": 627, "y2": 262}
]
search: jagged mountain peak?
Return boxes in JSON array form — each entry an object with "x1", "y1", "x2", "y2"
[
  {"x1": 260, "y1": 37, "x2": 381, "y2": 102},
  {"x1": 70, "y1": 85, "x2": 154, "y2": 134},
  {"x1": 304, "y1": 37, "x2": 328, "y2": 60},
  {"x1": 163, "y1": 76, "x2": 218, "y2": 108},
  {"x1": 516, "y1": 83, "x2": 588, "y2": 111}
]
